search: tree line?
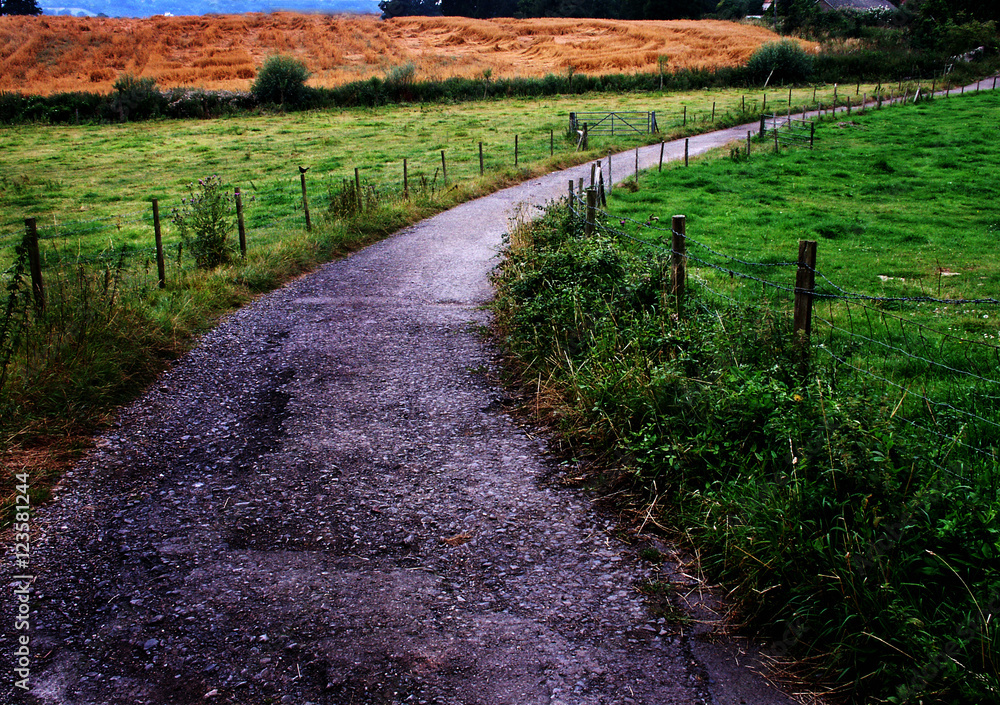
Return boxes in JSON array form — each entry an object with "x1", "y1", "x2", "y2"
[{"x1": 378, "y1": 0, "x2": 1000, "y2": 32}]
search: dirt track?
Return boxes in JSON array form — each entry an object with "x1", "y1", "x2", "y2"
[{"x1": 0, "y1": 115, "x2": 828, "y2": 705}]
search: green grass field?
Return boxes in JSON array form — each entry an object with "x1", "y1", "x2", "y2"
[{"x1": 490, "y1": 88, "x2": 1000, "y2": 703}]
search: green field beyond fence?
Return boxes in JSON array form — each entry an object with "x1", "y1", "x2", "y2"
[{"x1": 492, "y1": 88, "x2": 1000, "y2": 704}]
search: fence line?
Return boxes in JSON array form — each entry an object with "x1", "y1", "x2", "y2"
[{"x1": 567, "y1": 187, "x2": 999, "y2": 471}]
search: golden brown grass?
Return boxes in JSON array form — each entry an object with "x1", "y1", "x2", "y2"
[{"x1": 0, "y1": 13, "x2": 813, "y2": 96}]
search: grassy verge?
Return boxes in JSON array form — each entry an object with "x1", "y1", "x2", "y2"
[{"x1": 489, "y1": 91, "x2": 1000, "y2": 703}]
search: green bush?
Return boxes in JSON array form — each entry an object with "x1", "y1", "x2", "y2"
[
  {"x1": 108, "y1": 74, "x2": 163, "y2": 122},
  {"x1": 744, "y1": 40, "x2": 815, "y2": 86},
  {"x1": 169, "y1": 175, "x2": 234, "y2": 269},
  {"x1": 251, "y1": 55, "x2": 311, "y2": 108}
]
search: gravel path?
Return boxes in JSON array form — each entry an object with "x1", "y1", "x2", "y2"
[{"x1": 2, "y1": 121, "x2": 808, "y2": 705}]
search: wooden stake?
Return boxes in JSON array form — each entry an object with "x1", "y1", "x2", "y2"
[
  {"x1": 515, "y1": 134, "x2": 519, "y2": 167},
  {"x1": 441, "y1": 150, "x2": 447, "y2": 186},
  {"x1": 301, "y1": 170, "x2": 312, "y2": 232},
  {"x1": 585, "y1": 188, "x2": 596, "y2": 237},
  {"x1": 354, "y1": 167, "x2": 361, "y2": 212},
  {"x1": 404, "y1": 157, "x2": 409, "y2": 199},
  {"x1": 671, "y1": 215, "x2": 686, "y2": 313},
  {"x1": 23, "y1": 218, "x2": 44, "y2": 312},
  {"x1": 152, "y1": 199, "x2": 166, "y2": 287},
  {"x1": 234, "y1": 189, "x2": 246, "y2": 260},
  {"x1": 479, "y1": 143, "x2": 483, "y2": 176},
  {"x1": 793, "y1": 239, "x2": 818, "y2": 358},
  {"x1": 658, "y1": 140, "x2": 665, "y2": 172},
  {"x1": 684, "y1": 138, "x2": 689, "y2": 167},
  {"x1": 634, "y1": 147, "x2": 639, "y2": 185}
]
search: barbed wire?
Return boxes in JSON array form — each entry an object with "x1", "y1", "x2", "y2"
[
  {"x1": 814, "y1": 344, "x2": 1000, "y2": 432},
  {"x1": 813, "y1": 314, "x2": 1000, "y2": 387}
]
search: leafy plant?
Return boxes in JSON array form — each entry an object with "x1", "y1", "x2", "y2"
[
  {"x1": 743, "y1": 40, "x2": 815, "y2": 86},
  {"x1": 251, "y1": 55, "x2": 311, "y2": 108},
  {"x1": 109, "y1": 73, "x2": 162, "y2": 121},
  {"x1": 169, "y1": 175, "x2": 233, "y2": 269}
]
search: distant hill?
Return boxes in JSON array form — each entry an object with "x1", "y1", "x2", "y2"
[
  {"x1": 0, "y1": 13, "x2": 804, "y2": 96},
  {"x1": 41, "y1": 0, "x2": 380, "y2": 17}
]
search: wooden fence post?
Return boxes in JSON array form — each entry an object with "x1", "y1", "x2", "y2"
[
  {"x1": 585, "y1": 188, "x2": 596, "y2": 237},
  {"x1": 711, "y1": 101, "x2": 716, "y2": 122},
  {"x1": 441, "y1": 150, "x2": 447, "y2": 186},
  {"x1": 479, "y1": 142, "x2": 484, "y2": 176},
  {"x1": 683, "y1": 105, "x2": 687, "y2": 126},
  {"x1": 404, "y1": 157, "x2": 409, "y2": 200},
  {"x1": 582, "y1": 123, "x2": 588, "y2": 151},
  {"x1": 354, "y1": 167, "x2": 362, "y2": 212},
  {"x1": 515, "y1": 134, "x2": 519, "y2": 167},
  {"x1": 590, "y1": 162, "x2": 596, "y2": 189},
  {"x1": 607, "y1": 150, "x2": 612, "y2": 193},
  {"x1": 671, "y1": 215, "x2": 686, "y2": 313},
  {"x1": 568, "y1": 179, "x2": 574, "y2": 210},
  {"x1": 774, "y1": 126, "x2": 779, "y2": 153},
  {"x1": 684, "y1": 138, "x2": 689, "y2": 167},
  {"x1": 151, "y1": 199, "x2": 166, "y2": 287},
  {"x1": 634, "y1": 147, "x2": 639, "y2": 185},
  {"x1": 747, "y1": 130, "x2": 751, "y2": 158},
  {"x1": 759, "y1": 114, "x2": 766, "y2": 137},
  {"x1": 763, "y1": 93, "x2": 767, "y2": 112},
  {"x1": 300, "y1": 169, "x2": 312, "y2": 232},
  {"x1": 24, "y1": 218, "x2": 44, "y2": 312},
  {"x1": 659, "y1": 140, "x2": 665, "y2": 172},
  {"x1": 793, "y1": 239, "x2": 818, "y2": 359},
  {"x1": 550, "y1": 129, "x2": 554, "y2": 157},
  {"x1": 234, "y1": 189, "x2": 247, "y2": 260},
  {"x1": 810, "y1": 122, "x2": 815, "y2": 148}
]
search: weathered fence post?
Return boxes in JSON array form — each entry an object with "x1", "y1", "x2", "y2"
[
  {"x1": 847, "y1": 96, "x2": 851, "y2": 115},
  {"x1": 810, "y1": 122, "x2": 815, "y2": 148},
  {"x1": 793, "y1": 239, "x2": 818, "y2": 362},
  {"x1": 404, "y1": 157, "x2": 409, "y2": 199},
  {"x1": 300, "y1": 169, "x2": 312, "y2": 232},
  {"x1": 585, "y1": 188, "x2": 597, "y2": 237},
  {"x1": 23, "y1": 218, "x2": 44, "y2": 312},
  {"x1": 763, "y1": 93, "x2": 767, "y2": 112},
  {"x1": 234, "y1": 189, "x2": 247, "y2": 260},
  {"x1": 478, "y1": 143, "x2": 484, "y2": 176},
  {"x1": 441, "y1": 150, "x2": 447, "y2": 186},
  {"x1": 659, "y1": 140, "x2": 665, "y2": 172},
  {"x1": 568, "y1": 179, "x2": 574, "y2": 210},
  {"x1": 634, "y1": 147, "x2": 639, "y2": 185},
  {"x1": 711, "y1": 101, "x2": 716, "y2": 122},
  {"x1": 607, "y1": 150, "x2": 612, "y2": 193},
  {"x1": 354, "y1": 167, "x2": 362, "y2": 212},
  {"x1": 671, "y1": 215, "x2": 686, "y2": 313},
  {"x1": 742, "y1": 94, "x2": 746, "y2": 113},
  {"x1": 774, "y1": 126, "x2": 779, "y2": 153},
  {"x1": 683, "y1": 105, "x2": 687, "y2": 126},
  {"x1": 582, "y1": 123, "x2": 588, "y2": 151},
  {"x1": 684, "y1": 138, "x2": 689, "y2": 167},
  {"x1": 550, "y1": 129, "x2": 554, "y2": 157},
  {"x1": 747, "y1": 130, "x2": 751, "y2": 158},
  {"x1": 151, "y1": 199, "x2": 167, "y2": 287},
  {"x1": 590, "y1": 162, "x2": 596, "y2": 190},
  {"x1": 759, "y1": 114, "x2": 766, "y2": 137},
  {"x1": 515, "y1": 134, "x2": 519, "y2": 167}
]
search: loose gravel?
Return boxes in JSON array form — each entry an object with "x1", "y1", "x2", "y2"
[{"x1": 3, "y1": 128, "x2": 805, "y2": 705}]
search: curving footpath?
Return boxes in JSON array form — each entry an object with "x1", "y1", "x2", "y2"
[{"x1": 6, "y1": 79, "x2": 994, "y2": 705}]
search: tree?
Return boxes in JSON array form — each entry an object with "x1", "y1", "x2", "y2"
[
  {"x1": 379, "y1": 0, "x2": 442, "y2": 18},
  {"x1": 0, "y1": 0, "x2": 43, "y2": 15}
]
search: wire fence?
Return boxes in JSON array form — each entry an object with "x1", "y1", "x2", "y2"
[{"x1": 567, "y1": 189, "x2": 1000, "y2": 480}]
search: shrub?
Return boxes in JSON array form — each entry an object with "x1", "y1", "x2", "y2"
[
  {"x1": 743, "y1": 40, "x2": 815, "y2": 86},
  {"x1": 108, "y1": 74, "x2": 163, "y2": 122},
  {"x1": 169, "y1": 175, "x2": 234, "y2": 269},
  {"x1": 251, "y1": 55, "x2": 310, "y2": 108}
]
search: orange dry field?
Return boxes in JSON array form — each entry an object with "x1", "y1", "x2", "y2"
[{"x1": 0, "y1": 13, "x2": 810, "y2": 96}]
